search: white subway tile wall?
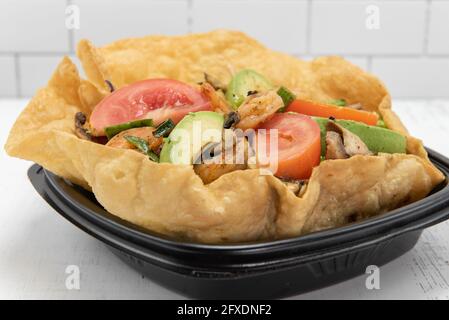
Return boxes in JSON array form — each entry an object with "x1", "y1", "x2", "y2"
[
  {"x1": 72, "y1": 0, "x2": 189, "y2": 46},
  {"x1": 372, "y1": 58, "x2": 449, "y2": 98},
  {"x1": 0, "y1": 0, "x2": 69, "y2": 52},
  {"x1": 18, "y1": 55, "x2": 66, "y2": 97},
  {"x1": 310, "y1": 1, "x2": 427, "y2": 55},
  {"x1": 192, "y1": 0, "x2": 308, "y2": 53},
  {"x1": 0, "y1": 56, "x2": 17, "y2": 97},
  {"x1": 428, "y1": 1, "x2": 449, "y2": 54},
  {"x1": 1, "y1": 0, "x2": 448, "y2": 98}
]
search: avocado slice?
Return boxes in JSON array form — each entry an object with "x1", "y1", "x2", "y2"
[
  {"x1": 313, "y1": 117, "x2": 406, "y2": 156},
  {"x1": 160, "y1": 111, "x2": 224, "y2": 164},
  {"x1": 225, "y1": 69, "x2": 273, "y2": 109}
]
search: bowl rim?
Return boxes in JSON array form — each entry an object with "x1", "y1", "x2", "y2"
[{"x1": 40, "y1": 148, "x2": 449, "y2": 258}]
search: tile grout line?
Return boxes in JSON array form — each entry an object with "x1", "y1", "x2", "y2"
[
  {"x1": 423, "y1": 0, "x2": 432, "y2": 55},
  {"x1": 67, "y1": 0, "x2": 75, "y2": 53},
  {"x1": 14, "y1": 53, "x2": 21, "y2": 98},
  {"x1": 305, "y1": 0, "x2": 312, "y2": 54},
  {"x1": 287, "y1": 52, "x2": 449, "y2": 59},
  {"x1": 1, "y1": 0, "x2": 448, "y2": 99}
]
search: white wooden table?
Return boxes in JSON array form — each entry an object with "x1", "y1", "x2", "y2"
[{"x1": 1, "y1": 99, "x2": 448, "y2": 300}]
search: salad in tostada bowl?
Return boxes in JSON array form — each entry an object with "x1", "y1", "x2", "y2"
[{"x1": 5, "y1": 30, "x2": 444, "y2": 244}]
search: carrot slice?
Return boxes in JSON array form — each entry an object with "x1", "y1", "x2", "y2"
[{"x1": 287, "y1": 99, "x2": 379, "y2": 126}]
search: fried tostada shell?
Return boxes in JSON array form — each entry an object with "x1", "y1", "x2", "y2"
[{"x1": 5, "y1": 30, "x2": 444, "y2": 243}]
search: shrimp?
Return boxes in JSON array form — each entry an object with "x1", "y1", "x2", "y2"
[
  {"x1": 194, "y1": 162, "x2": 247, "y2": 184},
  {"x1": 106, "y1": 127, "x2": 163, "y2": 152},
  {"x1": 236, "y1": 91, "x2": 283, "y2": 130},
  {"x1": 200, "y1": 82, "x2": 233, "y2": 114}
]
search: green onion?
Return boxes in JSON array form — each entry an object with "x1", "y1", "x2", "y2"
[
  {"x1": 329, "y1": 99, "x2": 347, "y2": 106},
  {"x1": 147, "y1": 150, "x2": 160, "y2": 163},
  {"x1": 123, "y1": 135, "x2": 159, "y2": 162},
  {"x1": 105, "y1": 119, "x2": 153, "y2": 140},
  {"x1": 277, "y1": 86, "x2": 296, "y2": 109},
  {"x1": 276, "y1": 107, "x2": 287, "y2": 113},
  {"x1": 124, "y1": 135, "x2": 150, "y2": 154},
  {"x1": 153, "y1": 119, "x2": 175, "y2": 138}
]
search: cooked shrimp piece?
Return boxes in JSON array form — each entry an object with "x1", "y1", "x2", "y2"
[
  {"x1": 194, "y1": 163, "x2": 247, "y2": 184},
  {"x1": 236, "y1": 91, "x2": 283, "y2": 130},
  {"x1": 200, "y1": 82, "x2": 233, "y2": 114},
  {"x1": 106, "y1": 127, "x2": 163, "y2": 151}
]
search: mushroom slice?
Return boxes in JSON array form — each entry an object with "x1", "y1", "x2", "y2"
[
  {"x1": 325, "y1": 131, "x2": 349, "y2": 160},
  {"x1": 74, "y1": 112, "x2": 92, "y2": 141},
  {"x1": 223, "y1": 111, "x2": 240, "y2": 129},
  {"x1": 194, "y1": 132, "x2": 249, "y2": 184},
  {"x1": 325, "y1": 121, "x2": 372, "y2": 159},
  {"x1": 280, "y1": 178, "x2": 308, "y2": 196}
]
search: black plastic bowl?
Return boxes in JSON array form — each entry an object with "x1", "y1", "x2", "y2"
[{"x1": 28, "y1": 149, "x2": 449, "y2": 299}]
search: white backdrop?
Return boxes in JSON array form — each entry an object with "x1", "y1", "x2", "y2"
[{"x1": 1, "y1": 0, "x2": 448, "y2": 98}]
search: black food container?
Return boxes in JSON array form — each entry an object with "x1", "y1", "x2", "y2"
[{"x1": 27, "y1": 149, "x2": 449, "y2": 299}]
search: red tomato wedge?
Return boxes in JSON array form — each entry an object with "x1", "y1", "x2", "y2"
[
  {"x1": 89, "y1": 79, "x2": 211, "y2": 136},
  {"x1": 256, "y1": 113, "x2": 321, "y2": 179},
  {"x1": 286, "y1": 99, "x2": 379, "y2": 126}
]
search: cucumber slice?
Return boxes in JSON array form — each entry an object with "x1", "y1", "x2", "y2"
[
  {"x1": 160, "y1": 111, "x2": 224, "y2": 164},
  {"x1": 104, "y1": 119, "x2": 153, "y2": 140}
]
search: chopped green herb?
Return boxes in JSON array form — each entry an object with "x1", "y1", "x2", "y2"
[
  {"x1": 276, "y1": 107, "x2": 286, "y2": 113},
  {"x1": 329, "y1": 99, "x2": 347, "y2": 107},
  {"x1": 104, "y1": 119, "x2": 153, "y2": 139},
  {"x1": 147, "y1": 150, "x2": 160, "y2": 163},
  {"x1": 124, "y1": 135, "x2": 150, "y2": 154},
  {"x1": 153, "y1": 119, "x2": 175, "y2": 138},
  {"x1": 277, "y1": 86, "x2": 296, "y2": 108},
  {"x1": 124, "y1": 135, "x2": 159, "y2": 162}
]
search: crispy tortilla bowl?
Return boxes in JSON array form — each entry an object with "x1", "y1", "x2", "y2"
[{"x1": 5, "y1": 30, "x2": 444, "y2": 244}]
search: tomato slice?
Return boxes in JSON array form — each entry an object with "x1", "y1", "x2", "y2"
[
  {"x1": 256, "y1": 113, "x2": 321, "y2": 179},
  {"x1": 89, "y1": 79, "x2": 211, "y2": 136},
  {"x1": 287, "y1": 99, "x2": 379, "y2": 126}
]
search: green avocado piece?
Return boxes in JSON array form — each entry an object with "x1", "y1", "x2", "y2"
[
  {"x1": 225, "y1": 69, "x2": 273, "y2": 109},
  {"x1": 160, "y1": 111, "x2": 224, "y2": 164},
  {"x1": 313, "y1": 117, "x2": 406, "y2": 156}
]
